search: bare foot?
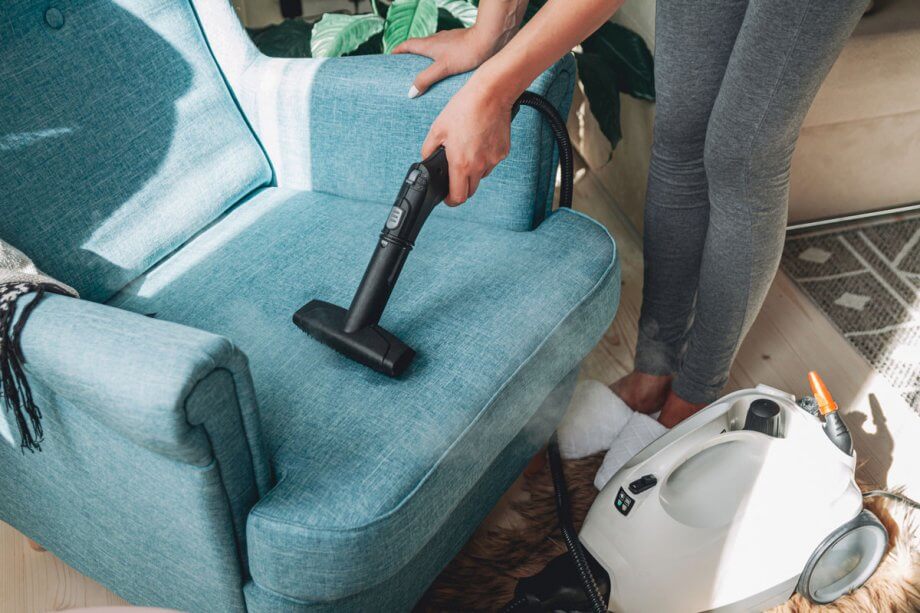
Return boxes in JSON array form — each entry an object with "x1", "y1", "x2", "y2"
[
  {"x1": 657, "y1": 390, "x2": 708, "y2": 428},
  {"x1": 611, "y1": 371, "x2": 672, "y2": 414}
]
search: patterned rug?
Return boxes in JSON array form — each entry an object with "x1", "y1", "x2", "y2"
[{"x1": 782, "y1": 212, "x2": 920, "y2": 414}]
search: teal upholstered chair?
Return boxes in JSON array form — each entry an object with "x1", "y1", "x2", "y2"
[{"x1": 0, "y1": 1, "x2": 619, "y2": 611}]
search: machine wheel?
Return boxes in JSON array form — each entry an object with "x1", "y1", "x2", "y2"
[{"x1": 797, "y1": 510, "x2": 888, "y2": 604}]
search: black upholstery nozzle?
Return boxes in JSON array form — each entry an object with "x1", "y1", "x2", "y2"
[
  {"x1": 293, "y1": 300, "x2": 415, "y2": 376},
  {"x1": 293, "y1": 147, "x2": 450, "y2": 377}
]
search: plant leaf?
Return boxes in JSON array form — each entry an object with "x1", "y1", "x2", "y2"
[
  {"x1": 383, "y1": 0, "x2": 438, "y2": 54},
  {"x1": 370, "y1": 0, "x2": 388, "y2": 18},
  {"x1": 436, "y1": 8, "x2": 465, "y2": 31},
  {"x1": 247, "y1": 19, "x2": 313, "y2": 58},
  {"x1": 346, "y1": 31, "x2": 384, "y2": 56},
  {"x1": 311, "y1": 13, "x2": 385, "y2": 58},
  {"x1": 581, "y1": 22, "x2": 655, "y2": 101},
  {"x1": 434, "y1": 0, "x2": 477, "y2": 27},
  {"x1": 575, "y1": 51, "x2": 622, "y2": 150}
]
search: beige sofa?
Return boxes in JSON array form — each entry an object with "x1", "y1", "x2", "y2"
[{"x1": 574, "y1": 0, "x2": 920, "y2": 229}]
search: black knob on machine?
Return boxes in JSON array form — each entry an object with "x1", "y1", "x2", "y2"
[{"x1": 743, "y1": 398, "x2": 781, "y2": 437}]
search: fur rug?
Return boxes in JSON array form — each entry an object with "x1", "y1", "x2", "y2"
[{"x1": 419, "y1": 453, "x2": 920, "y2": 612}]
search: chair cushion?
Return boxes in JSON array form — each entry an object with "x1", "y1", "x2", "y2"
[
  {"x1": 0, "y1": 0, "x2": 271, "y2": 301},
  {"x1": 108, "y1": 188, "x2": 619, "y2": 601}
]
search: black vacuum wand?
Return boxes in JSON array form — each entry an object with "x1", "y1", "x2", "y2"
[{"x1": 293, "y1": 91, "x2": 573, "y2": 377}]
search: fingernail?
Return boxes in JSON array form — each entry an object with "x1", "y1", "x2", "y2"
[{"x1": 407, "y1": 85, "x2": 420, "y2": 99}]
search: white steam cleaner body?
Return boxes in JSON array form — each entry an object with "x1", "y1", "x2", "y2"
[{"x1": 579, "y1": 383, "x2": 888, "y2": 612}]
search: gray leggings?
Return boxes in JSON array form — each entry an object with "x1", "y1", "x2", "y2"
[{"x1": 635, "y1": 0, "x2": 868, "y2": 403}]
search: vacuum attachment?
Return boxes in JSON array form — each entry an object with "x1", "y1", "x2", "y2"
[
  {"x1": 293, "y1": 147, "x2": 450, "y2": 376},
  {"x1": 295, "y1": 91, "x2": 575, "y2": 377},
  {"x1": 808, "y1": 371, "x2": 853, "y2": 455}
]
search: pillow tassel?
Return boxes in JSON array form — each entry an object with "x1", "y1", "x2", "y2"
[{"x1": 0, "y1": 282, "x2": 66, "y2": 452}]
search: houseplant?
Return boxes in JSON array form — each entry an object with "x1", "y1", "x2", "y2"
[{"x1": 247, "y1": 0, "x2": 654, "y2": 149}]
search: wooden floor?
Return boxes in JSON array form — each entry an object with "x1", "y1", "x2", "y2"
[{"x1": 3, "y1": 167, "x2": 918, "y2": 612}]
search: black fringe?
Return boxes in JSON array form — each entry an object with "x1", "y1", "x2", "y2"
[{"x1": 0, "y1": 281, "x2": 69, "y2": 452}]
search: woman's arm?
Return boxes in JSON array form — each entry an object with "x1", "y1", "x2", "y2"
[
  {"x1": 475, "y1": 0, "x2": 624, "y2": 107},
  {"x1": 394, "y1": 1, "x2": 529, "y2": 97},
  {"x1": 406, "y1": 0, "x2": 625, "y2": 204}
]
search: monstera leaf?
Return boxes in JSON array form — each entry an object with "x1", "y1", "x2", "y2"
[
  {"x1": 575, "y1": 52, "x2": 623, "y2": 150},
  {"x1": 434, "y1": 0, "x2": 477, "y2": 27},
  {"x1": 383, "y1": 0, "x2": 438, "y2": 54},
  {"x1": 581, "y1": 22, "x2": 655, "y2": 101},
  {"x1": 311, "y1": 13, "x2": 385, "y2": 58}
]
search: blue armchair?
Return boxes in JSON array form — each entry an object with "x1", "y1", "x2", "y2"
[{"x1": 0, "y1": 1, "x2": 620, "y2": 611}]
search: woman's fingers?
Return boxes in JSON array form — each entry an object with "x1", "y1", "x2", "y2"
[
  {"x1": 391, "y1": 38, "x2": 431, "y2": 57},
  {"x1": 409, "y1": 62, "x2": 452, "y2": 98},
  {"x1": 445, "y1": 170, "x2": 470, "y2": 206},
  {"x1": 443, "y1": 147, "x2": 469, "y2": 205},
  {"x1": 421, "y1": 129, "x2": 442, "y2": 160}
]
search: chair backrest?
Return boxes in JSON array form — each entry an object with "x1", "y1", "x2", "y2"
[{"x1": 0, "y1": 0, "x2": 272, "y2": 301}]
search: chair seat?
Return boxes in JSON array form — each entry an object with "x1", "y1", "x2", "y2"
[{"x1": 109, "y1": 187, "x2": 619, "y2": 602}]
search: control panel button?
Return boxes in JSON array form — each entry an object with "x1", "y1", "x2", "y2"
[
  {"x1": 385, "y1": 206, "x2": 405, "y2": 230},
  {"x1": 615, "y1": 487, "x2": 635, "y2": 516},
  {"x1": 628, "y1": 474, "x2": 657, "y2": 495},
  {"x1": 406, "y1": 169, "x2": 420, "y2": 184}
]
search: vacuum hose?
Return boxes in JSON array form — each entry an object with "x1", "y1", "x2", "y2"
[
  {"x1": 499, "y1": 436, "x2": 607, "y2": 613},
  {"x1": 548, "y1": 435, "x2": 608, "y2": 613},
  {"x1": 514, "y1": 91, "x2": 574, "y2": 210}
]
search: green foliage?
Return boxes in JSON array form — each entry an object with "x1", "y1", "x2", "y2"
[
  {"x1": 246, "y1": 0, "x2": 655, "y2": 151},
  {"x1": 311, "y1": 13, "x2": 385, "y2": 58},
  {"x1": 370, "y1": 0, "x2": 388, "y2": 18},
  {"x1": 434, "y1": 0, "x2": 477, "y2": 27},
  {"x1": 247, "y1": 19, "x2": 313, "y2": 58},
  {"x1": 575, "y1": 22, "x2": 654, "y2": 149},
  {"x1": 383, "y1": 0, "x2": 439, "y2": 54},
  {"x1": 519, "y1": 0, "x2": 654, "y2": 149},
  {"x1": 581, "y1": 22, "x2": 654, "y2": 101},
  {"x1": 575, "y1": 52, "x2": 622, "y2": 149},
  {"x1": 436, "y1": 8, "x2": 466, "y2": 31}
]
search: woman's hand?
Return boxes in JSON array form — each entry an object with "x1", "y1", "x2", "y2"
[
  {"x1": 393, "y1": 27, "x2": 501, "y2": 98},
  {"x1": 420, "y1": 76, "x2": 514, "y2": 205}
]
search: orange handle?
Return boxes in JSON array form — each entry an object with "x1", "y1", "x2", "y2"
[{"x1": 808, "y1": 371, "x2": 838, "y2": 415}]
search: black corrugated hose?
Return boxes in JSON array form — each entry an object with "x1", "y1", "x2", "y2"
[
  {"x1": 547, "y1": 434, "x2": 607, "y2": 613},
  {"x1": 497, "y1": 93, "x2": 606, "y2": 613},
  {"x1": 514, "y1": 91, "x2": 574, "y2": 210}
]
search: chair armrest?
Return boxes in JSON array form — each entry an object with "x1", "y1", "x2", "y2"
[{"x1": 16, "y1": 294, "x2": 271, "y2": 495}]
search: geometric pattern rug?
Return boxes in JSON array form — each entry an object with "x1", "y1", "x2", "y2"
[{"x1": 782, "y1": 211, "x2": 920, "y2": 415}]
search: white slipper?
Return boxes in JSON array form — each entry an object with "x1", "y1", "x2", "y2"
[
  {"x1": 556, "y1": 380, "x2": 633, "y2": 459},
  {"x1": 594, "y1": 413, "x2": 668, "y2": 490}
]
